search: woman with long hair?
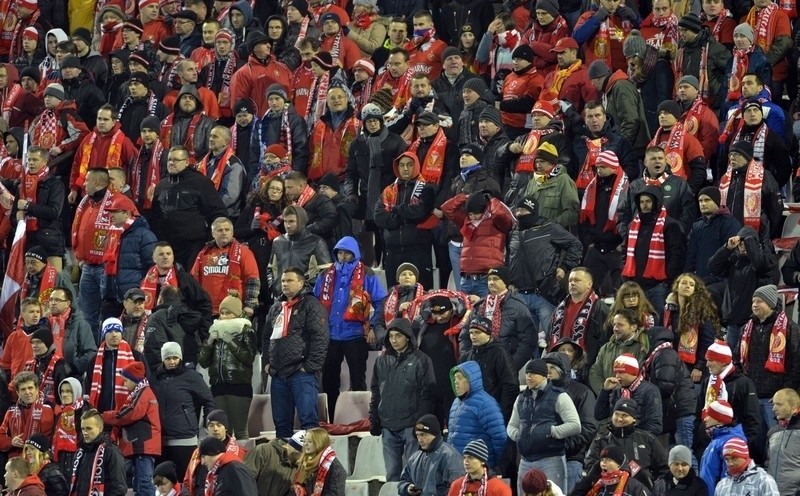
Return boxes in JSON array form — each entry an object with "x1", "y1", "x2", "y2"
[
  {"x1": 293, "y1": 428, "x2": 346, "y2": 495},
  {"x1": 458, "y1": 23, "x2": 486, "y2": 78},
  {"x1": 24, "y1": 434, "x2": 69, "y2": 496},
  {"x1": 605, "y1": 281, "x2": 659, "y2": 330},
  {"x1": 663, "y1": 273, "x2": 720, "y2": 383}
]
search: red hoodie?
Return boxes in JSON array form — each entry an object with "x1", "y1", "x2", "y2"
[{"x1": 13, "y1": 474, "x2": 45, "y2": 496}]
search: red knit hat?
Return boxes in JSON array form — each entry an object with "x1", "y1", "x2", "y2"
[
  {"x1": 531, "y1": 100, "x2": 555, "y2": 118},
  {"x1": 595, "y1": 150, "x2": 620, "y2": 169},
  {"x1": 722, "y1": 437, "x2": 749, "y2": 459},
  {"x1": 120, "y1": 362, "x2": 146, "y2": 383},
  {"x1": 613, "y1": 353, "x2": 640, "y2": 376},
  {"x1": 265, "y1": 144, "x2": 287, "y2": 160},
  {"x1": 215, "y1": 29, "x2": 233, "y2": 44},
  {"x1": 705, "y1": 340, "x2": 732, "y2": 364},
  {"x1": 702, "y1": 400, "x2": 734, "y2": 425},
  {"x1": 17, "y1": 0, "x2": 37, "y2": 11},
  {"x1": 353, "y1": 58, "x2": 375, "y2": 76},
  {"x1": 22, "y1": 27, "x2": 38, "y2": 41}
]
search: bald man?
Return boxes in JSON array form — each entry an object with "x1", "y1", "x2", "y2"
[
  {"x1": 197, "y1": 125, "x2": 246, "y2": 217},
  {"x1": 768, "y1": 388, "x2": 800, "y2": 496}
]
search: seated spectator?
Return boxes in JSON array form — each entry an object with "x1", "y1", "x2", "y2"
[
  {"x1": 399, "y1": 415, "x2": 463, "y2": 496},
  {"x1": 605, "y1": 282, "x2": 659, "y2": 330},
  {"x1": 243, "y1": 431, "x2": 303, "y2": 496},
  {"x1": 195, "y1": 435, "x2": 258, "y2": 495},
  {"x1": 183, "y1": 410, "x2": 246, "y2": 496},
  {"x1": 152, "y1": 461, "x2": 183, "y2": 496},
  {"x1": 652, "y1": 445, "x2": 709, "y2": 496},
  {"x1": 713, "y1": 438, "x2": 779, "y2": 495},
  {"x1": 292, "y1": 428, "x2": 346, "y2": 494},
  {"x1": 588, "y1": 308, "x2": 650, "y2": 395},
  {"x1": 447, "y1": 439, "x2": 512, "y2": 496},
  {"x1": 595, "y1": 354, "x2": 663, "y2": 436},
  {"x1": 575, "y1": 445, "x2": 650, "y2": 496},
  {"x1": 699, "y1": 399, "x2": 746, "y2": 491},
  {"x1": 22, "y1": 434, "x2": 68, "y2": 496}
]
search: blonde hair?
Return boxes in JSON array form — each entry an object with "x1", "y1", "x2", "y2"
[
  {"x1": 22, "y1": 445, "x2": 48, "y2": 474},
  {"x1": 296, "y1": 428, "x2": 333, "y2": 481}
]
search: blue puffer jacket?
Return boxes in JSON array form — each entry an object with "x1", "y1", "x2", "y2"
[
  {"x1": 700, "y1": 423, "x2": 747, "y2": 492},
  {"x1": 314, "y1": 236, "x2": 387, "y2": 341},
  {"x1": 447, "y1": 361, "x2": 508, "y2": 467},
  {"x1": 105, "y1": 216, "x2": 157, "y2": 302}
]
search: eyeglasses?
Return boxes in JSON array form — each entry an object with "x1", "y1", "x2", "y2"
[{"x1": 48, "y1": 297, "x2": 68, "y2": 303}]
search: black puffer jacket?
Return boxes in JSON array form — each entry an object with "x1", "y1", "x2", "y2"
[
  {"x1": 369, "y1": 318, "x2": 436, "y2": 430},
  {"x1": 6, "y1": 173, "x2": 64, "y2": 235},
  {"x1": 198, "y1": 318, "x2": 257, "y2": 387},
  {"x1": 249, "y1": 106, "x2": 308, "y2": 178},
  {"x1": 482, "y1": 130, "x2": 513, "y2": 193},
  {"x1": 144, "y1": 301, "x2": 206, "y2": 370},
  {"x1": 267, "y1": 15, "x2": 301, "y2": 71},
  {"x1": 150, "y1": 362, "x2": 216, "y2": 440},
  {"x1": 651, "y1": 468, "x2": 709, "y2": 496},
  {"x1": 72, "y1": 435, "x2": 127, "y2": 496},
  {"x1": 62, "y1": 71, "x2": 105, "y2": 128},
  {"x1": 583, "y1": 424, "x2": 669, "y2": 491},
  {"x1": 645, "y1": 326, "x2": 697, "y2": 432},
  {"x1": 38, "y1": 461, "x2": 68, "y2": 496},
  {"x1": 263, "y1": 287, "x2": 329, "y2": 378},
  {"x1": 460, "y1": 338, "x2": 519, "y2": 422}
]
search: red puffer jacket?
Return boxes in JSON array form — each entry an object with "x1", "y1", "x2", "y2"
[{"x1": 101, "y1": 383, "x2": 162, "y2": 457}]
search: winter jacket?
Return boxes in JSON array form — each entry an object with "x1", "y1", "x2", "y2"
[
  {"x1": 441, "y1": 195, "x2": 513, "y2": 274},
  {"x1": 713, "y1": 463, "x2": 780, "y2": 496},
  {"x1": 720, "y1": 165, "x2": 783, "y2": 239},
  {"x1": 482, "y1": 130, "x2": 513, "y2": 192},
  {"x1": 144, "y1": 301, "x2": 205, "y2": 369},
  {"x1": 344, "y1": 126, "x2": 407, "y2": 220},
  {"x1": 12, "y1": 474, "x2": 45, "y2": 496},
  {"x1": 466, "y1": 293, "x2": 538, "y2": 372},
  {"x1": 525, "y1": 16, "x2": 571, "y2": 74},
  {"x1": 460, "y1": 339, "x2": 519, "y2": 422},
  {"x1": 150, "y1": 362, "x2": 215, "y2": 442},
  {"x1": 0, "y1": 400, "x2": 54, "y2": 454},
  {"x1": 104, "y1": 216, "x2": 157, "y2": 303},
  {"x1": 116, "y1": 93, "x2": 168, "y2": 142},
  {"x1": 249, "y1": 106, "x2": 308, "y2": 177},
  {"x1": 573, "y1": 5, "x2": 640, "y2": 72},
  {"x1": 458, "y1": 93, "x2": 494, "y2": 146},
  {"x1": 685, "y1": 208, "x2": 742, "y2": 283},
  {"x1": 588, "y1": 329, "x2": 650, "y2": 395},
  {"x1": 263, "y1": 287, "x2": 329, "y2": 378},
  {"x1": 780, "y1": 239, "x2": 800, "y2": 289},
  {"x1": 443, "y1": 166, "x2": 501, "y2": 239},
  {"x1": 584, "y1": 424, "x2": 669, "y2": 490},
  {"x1": 545, "y1": 352, "x2": 598, "y2": 464},
  {"x1": 675, "y1": 28, "x2": 731, "y2": 110},
  {"x1": 651, "y1": 469, "x2": 709, "y2": 496},
  {"x1": 207, "y1": 456, "x2": 259, "y2": 495},
  {"x1": 694, "y1": 367, "x2": 762, "y2": 462},
  {"x1": 644, "y1": 326, "x2": 697, "y2": 430},
  {"x1": 543, "y1": 62, "x2": 599, "y2": 114},
  {"x1": 150, "y1": 167, "x2": 228, "y2": 245},
  {"x1": 433, "y1": 70, "x2": 484, "y2": 130},
  {"x1": 767, "y1": 413, "x2": 800, "y2": 496},
  {"x1": 369, "y1": 318, "x2": 436, "y2": 430},
  {"x1": 230, "y1": 55, "x2": 292, "y2": 117},
  {"x1": 509, "y1": 218, "x2": 582, "y2": 302},
  {"x1": 733, "y1": 311, "x2": 800, "y2": 399},
  {"x1": 313, "y1": 237, "x2": 387, "y2": 340},
  {"x1": 508, "y1": 380, "x2": 581, "y2": 461},
  {"x1": 161, "y1": 87, "x2": 216, "y2": 159},
  {"x1": 61, "y1": 309, "x2": 98, "y2": 377},
  {"x1": 523, "y1": 165, "x2": 579, "y2": 228},
  {"x1": 618, "y1": 171, "x2": 695, "y2": 238},
  {"x1": 101, "y1": 382, "x2": 161, "y2": 457},
  {"x1": 700, "y1": 423, "x2": 747, "y2": 492},
  {"x1": 243, "y1": 439, "x2": 295, "y2": 496},
  {"x1": 37, "y1": 462, "x2": 67, "y2": 496},
  {"x1": 637, "y1": 58, "x2": 676, "y2": 136},
  {"x1": 499, "y1": 63, "x2": 544, "y2": 130},
  {"x1": 719, "y1": 122, "x2": 790, "y2": 187},
  {"x1": 399, "y1": 437, "x2": 463, "y2": 496},
  {"x1": 295, "y1": 456, "x2": 346, "y2": 495},
  {"x1": 708, "y1": 226, "x2": 779, "y2": 326},
  {"x1": 601, "y1": 71, "x2": 651, "y2": 156},
  {"x1": 71, "y1": 435, "x2": 127, "y2": 496},
  {"x1": 595, "y1": 380, "x2": 663, "y2": 436},
  {"x1": 4, "y1": 173, "x2": 64, "y2": 239},
  {"x1": 198, "y1": 318, "x2": 257, "y2": 390},
  {"x1": 571, "y1": 122, "x2": 640, "y2": 183},
  {"x1": 447, "y1": 361, "x2": 508, "y2": 468},
  {"x1": 62, "y1": 71, "x2": 105, "y2": 128},
  {"x1": 300, "y1": 192, "x2": 338, "y2": 244},
  {"x1": 270, "y1": 227, "x2": 331, "y2": 295}
]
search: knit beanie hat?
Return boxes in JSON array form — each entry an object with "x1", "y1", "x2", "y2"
[
  {"x1": 613, "y1": 353, "x2": 640, "y2": 376},
  {"x1": 234, "y1": 98, "x2": 256, "y2": 116},
  {"x1": 678, "y1": 75, "x2": 700, "y2": 90},
  {"x1": 517, "y1": 196, "x2": 538, "y2": 217},
  {"x1": 265, "y1": 144, "x2": 288, "y2": 159},
  {"x1": 219, "y1": 293, "x2": 243, "y2": 316},
  {"x1": 531, "y1": 100, "x2": 556, "y2": 119},
  {"x1": 678, "y1": 13, "x2": 703, "y2": 33},
  {"x1": 22, "y1": 26, "x2": 38, "y2": 41},
  {"x1": 120, "y1": 362, "x2": 146, "y2": 383},
  {"x1": 658, "y1": 100, "x2": 683, "y2": 120},
  {"x1": 206, "y1": 409, "x2": 231, "y2": 431},
  {"x1": 722, "y1": 437, "x2": 750, "y2": 459},
  {"x1": 623, "y1": 29, "x2": 647, "y2": 59},
  {"x1": 161, "y1": 341, "x2": 183, "y2": 361},
  {"x1": 369, "y1": 88, "x2": 394, "y2": 113},
  {"x1": 463, "y1": 439, "x2": 489, "y2": 463},
  {"x1": 460, "y1": 143, "x2": 483, "y2": 162},
  {"x1": 312, "y1": 51, "x2": 335, "y2": 70},
  {"x1": 521, "y1": 468, "x2": 549, "y2": 493},
  {"x1": 288, "y1": 430, "x2": 307, "y2": 450},
  {"x1": 536, "y1": 0, "x2": 559, "y2": 17},
  {"x1": 153, "y1": 461, "x2": 178, "y2": 483},
  {"x1": 30, "y1": 326, "x2": 54, "y2": 349},
  {"x1": 753, "y1": 284, "x2": 779, "y2": 308},
  {"x1": 361, "y1": 103, "x2": 384, "y2": 122},
  {"x1": 479, "y1": 106, "x2": 502, "y2": 126},
  {"x1": 267, "y1": 83, "x2": 288, "y2": 101},
  {"x1": 702, "y1": 399, "x2": 734, "y2": 425},
  {"x1": 289, "y1": 0, "x2": 309, "y2": 17},
  {"x1": 101, "y1": 317, "x2": 124, "y2": 336},
  {"x1": 668, "y1": 445, "x2": 693, "y2": 465},
  {"x1": 698, "y1": 186, "x2": 721, "y2": 207},
  {"x1": 396, "y1": 262, "x2": 419, "y2": 281},
  {"x1": 140, "y1": 115, "x2": 162, "y2": 133},
  {"x1": 353, "y1": 58, "x2": 375, "y2": 76},
  {"x1": 43, "y1": 83, "x2": 64, "y2": 101},
  {"x1": 512, "y1": 44, "x2": 534, "y2": 63},
  {"x1": 71, "y1": 27, "x2": 92, "y2": 46},
  {"x1": 466, "y1": 191, "x2": 487, "y2": 213},
  {"x1": 24, "y1": 245, "x2": 46, "y2": 262},
  {"x1": 319, "y1": 172, "x2": 340, "y2": 193},
  {"x1": 414, "y1": 414, "x2": 442, "y2": 439},
  {"x1": 469, "y1": 316, "x2": 493, "y2": 335},
  {"x1": 526, "y1": 359, "x2": 549, "y2": 377},
  {"x1": 613, "y1": 398, "x2": 638, "y2": 417},
  {"x1": 595, "y1": 150, "x2": 620, "y2": 169},
  {"x1": 198, "y1": 436, "x2": 226, "y2": 456},
  {"x1": 587, "y1": 60, "x2": 611, "y2": 79},
  {"x1": 463, "y1": 77, "x2": 488, "y2": 95},
  {"x1": 534, "y1": 142, "x2": 559, "y2": 164},
  {"x1": 734, "y1": 22, "x2": 754, "y2": 42},
  {"x1": 729, "y1": 141, "x2": 754, "y2": 161},
  {"x1": 705, "y1": 340, "x2": 732, "y2": 364},
  {"x1": 488, "y1": 266, "x2": 512, "y2": 285},
  {"x1": 20, "y1": 66, "x2": 40, "y2": 84},
  {"x1": 600, "y1": 445, "x2": 627, "y2": 466},
  {"x1": 441, "y1": 46, "x2": 461, "y2": 62},
  {"x1": 25, "y1": 433, "x2": 51, "y2": 454}
]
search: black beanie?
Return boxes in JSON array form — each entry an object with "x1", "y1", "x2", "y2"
[
  {"x1": 414, "y1": 414, "x2": 442, "y2": 439},
  {"x1": 698, "y1": 186, "x2": 721, "y2": 207},
  {"x1": 30, "y1": 326, "x2": 54, "y2": 349},
  {"x1": 153, "y1": 461, "x2": 178, "y2": 483}
]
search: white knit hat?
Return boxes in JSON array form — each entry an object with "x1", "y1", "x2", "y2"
[
  {"x1": 705, "y1": 340, "x2": 732, "y2": 364},
  {"x1": 703, "y1": 400, "x2": 734, "y2": 425}
]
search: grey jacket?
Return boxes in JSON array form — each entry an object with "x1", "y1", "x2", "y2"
[
  {"x1": 398, "y1": 438, "x2": 463, "y2": 496},
  {"x1": 767, "y1": 414, "x2": 800, "y2": 496},
  {"x1": 62, "y1": 308, "x2": 98, "y2": 376}
]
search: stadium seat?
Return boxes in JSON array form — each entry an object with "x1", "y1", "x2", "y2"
[{"x1": 348, "y1": 435, "x2": 387, "y2": 483}]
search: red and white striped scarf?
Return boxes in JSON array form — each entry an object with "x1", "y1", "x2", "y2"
[
  {"x1": 622, "y1": 206, "x2": 668, "y2": 280},
  {"x1": 87, "y1": 341, "x2": 136, "y2": 411},
  {"x1": 580, "y1": 171, "x2": 628, "y2": 232},
  {"x1": 719, "y1": 160, "x2": 763, "y2": 231}
]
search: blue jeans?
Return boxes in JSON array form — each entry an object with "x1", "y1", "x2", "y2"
[
  {"x1": 460, "y1": 274, "x2": 488, "y2": 299},
  {"x1": 126, "y1": 455, "x2": 155, "y2": 496},
  {"x1": 449, "y1": 242, "x2": 462, "y2": 290},
  {"x1": 78, "y1": 263, "x2": 105, "y2": 343},
  {"x1": 518, "y1": 456, "x2": 566, "y2": 495},
  {"x1": 726, "y1": 324, "x2": 742, "y2": 351},
  {"x1": 516, "y1": 292, "x2": 556, "y2": 343},
  {"x1": 760, "y1": 397, "x2": 777, "y2": 430},
  {"x1": 674, "y1": 415, "x2": 698, "y2": 469},
  {"x1": 565, "y1": 460, "x2": 582, "y2": 494},
  {"x1": 382, "y1": 427, "x2": 418, "y2": 482},
  {"x1": 644, "y1": 283, "x2": 668, "y2": 318},
  {"x1": 271, "y1": 370, "x2": 319, "y2": 438}
]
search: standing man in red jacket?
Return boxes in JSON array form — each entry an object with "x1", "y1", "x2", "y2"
[{"x1": 229, "y1": 30, "x2": 292, "y2": 116}]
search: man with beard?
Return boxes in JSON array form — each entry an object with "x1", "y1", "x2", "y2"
[
  {"x1": 199, "y1": 29, "x2": 243, "y2": 125},
  {"x1": 543, "y1": 37, "x2": 598, "y2": 113},
  {"x1": 160, "y1": 85, "x2": 216, "y2": 165},
  {"x1": 163, "y1": 60, "x2": 221, "y2": 120},
  {"x1": 115, "y1": 71, "x2": 168, "y2": 142},
  {"x1": 386, "y1": 73, "x2": 452, "y2": 138}
]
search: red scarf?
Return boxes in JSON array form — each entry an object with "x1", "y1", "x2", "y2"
[
  {"x1": 480, "y1": 292, "x2": 508, "y2": 338},
  {"x1": 52, "y1": 401, "x2": 81, "y2": 460},
  {"x1": 622, "y1": 206, "x2": 668, "y2": 280},
  {"x1": 141, "y1": 265, "x2": 177, "y2": 311},
  {"x1": 48, "y1": 308, "x2": 71, "y2": 354},
  {"x1": 352, "y1": 12, "x2": 374, "y2": 30},
  {"x1": 294, "y1": 446, "x2": 337, "y2": 496},
  {"x1": 23, "y1": 352, "x2": 62, "y2": 405},
  {"x1": 69, "y1": 442, "x2": 105, "y2": 496},
  {"x1": 197, "y1": 147, "x2": 235, "y2": 190},
  {"x1": 550, "y1": 292, "x2": 598, "y2": 349},
  {"x1": 701, "y1": 10, "x2": 732, "y2": 41},
  {"x1": 205, "y1": 54, "x2": 237, "y2": 109},
  {"x1": 588, "y1": 470, "x2": 630, "y2": 496},
  {"x1": 740, "y1": 311, "x2": 789, "y2": 374},
  {"x1": 10, "y1": 393, "x2": 44, "y2": 440},
  {"x1": 727, "y1": 47, "x2": 753, "y2": 101},
  {"x1": 383, "y1": 284, "x2": 424, "y2": 323},
  {"x1": 131, "y1": 140, "x2": 163, "y2": 209},
  {"x1": 21, "y1": 166, "x2": 49, "y2": 230},
  {"x1": 620, "y1": 373, "x2": 645, "y2": 398},
  {"x1": 319, "y1": 261, "x2": 371, "y2": 323},
  {"x1": 186, "y1": 436, "x2": 244, "y2": 495},
  {"x1": 577, "y1": 137, "x2": 607, "y2": 189},
  {"x1": 516, "y1": 129, "x2": 547, "y2": 173},
  {"x1": 380, "y1": 178, "x2": 439, "y2": 229},
  {"x1": 747, "y1": 3, "x2": 779, "y2": 52},
  {"x1": 308, "y1": 116, "x2": 360, "y2": 180},
  {"x1": 204, "y1": 452, "x2": 238, "y2": 496},
  {"x1": 161, "y1": 113, "x2": 203, "y2": 165},
  {"x1": 20, "y1": 263, "x2": 58, "y2": 303},
  {"x1": 649, "y1": 124, "x2": 688, "y2": 179},
  {"x1": 407, "y1": 129, "x2": 447, "y2": 185},
  {"x1": 294, "y1": 184, "x2": 316, "y2": 208},
  {"x1": 580, "y1": 171, "x2": 628, "y2": 232},
  {"x1": 32, "y1": 108, "x2": 58, "y2": 149},
  {"x1": 72, "y1": 189, "x2": 114, "y2": 261},
  {"x1": 719, "y1": 160, "x2": 763, "y2": 231},
  {"x1": 103, "y1": 216, "x2": 136, "y2": 276},
  {"x1": 9, "y1": 10, "x2": 39, "y2": 60},
  {"x1": 76, "y1": 129, "x2": 125, "y2": 188},
  {"x1": 88, "y1": 341, "x2": 135, "y2": 410}
]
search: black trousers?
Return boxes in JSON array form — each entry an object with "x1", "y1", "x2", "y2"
[{"x1": 322, "y1": 337, "x2": 369, "y2": 422}]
